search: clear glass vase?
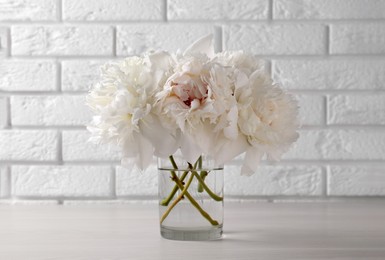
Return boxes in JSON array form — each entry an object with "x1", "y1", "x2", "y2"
[{"x1": 158, "y1": 153, "x2": 224, "y2": 241}]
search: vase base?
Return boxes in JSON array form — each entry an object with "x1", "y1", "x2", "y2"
[{"x1": 160, "y1": 225, "x2": 223, "y2": 241}]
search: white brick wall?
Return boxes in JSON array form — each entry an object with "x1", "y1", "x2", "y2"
[
  {"x1": 116, "y1": 24, "x2": 215, "y2": 56},
  {"x1": 0, "y1": 61, "x2": 57, "y2": 91},
  {"x1": 12, "y1": 165, "x2": 112, "y2": 197},
  {"x1": 11, "y1": 95, "x2": 91, "y2": 126},
  {"x1": 168, "y1": 0, "x2": 269, "y2": 20},
  {"x1": 225, "y1": 24, "x2": 326, "y2": 55},
  {"x1": 63, "y1": 0, "x2": 163, "y2": 21},
  {"x1": 12, "y1": 26, "x2": 113, "y2": 56},
  {"x1": 0, "y1": 0, "x2": 384, "y2": 203}
]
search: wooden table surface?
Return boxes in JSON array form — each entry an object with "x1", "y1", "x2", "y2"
[{"x1": 0, "y1": 202, "x2": 384, "y2": 260}]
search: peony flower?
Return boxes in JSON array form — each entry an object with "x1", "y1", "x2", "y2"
[
  {"x1": 155, "y1": 36, "x2": 240, "y2": 163},
  {"x1": 214, "y1": 51, "x2": 299, "y2": 175},
  {"x1": 87, "y1": 55, "x2": 178, "y2": 170}
]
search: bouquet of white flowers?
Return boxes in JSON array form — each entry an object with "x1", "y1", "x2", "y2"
[
  {"x1": 86, "y1": 35, "x2": 299, "y2": 240},
  {"x1": 86, "y1": 35, "x2": 299, "y2": 175}
]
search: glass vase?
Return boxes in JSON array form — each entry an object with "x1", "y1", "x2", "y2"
[{"x1": 158, "y1": 153, "x2": 224, "y2": 241}]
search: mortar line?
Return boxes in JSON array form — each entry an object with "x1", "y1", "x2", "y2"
[
  {"x1": 0, "y1": 91, "x2": 88, "y2": 96},
  {"x1": 112, "y1": 26, "x2": 117, "y2": 57},
  {"x1": 323, "y1": 94, "x2": 328, "y2": 126},
  {"x1": 6, "y1": 27, "x2": 11, "y2": 57},
  {"x1": 110, "y1": 166, "x2": 117, "y2": 198},
  {"x1": 57, "y1": 0, "x2": 63, "y2": 21},
  {"x1": 3, "y1": 19, "x2": 385, "y2": 25},
  {"x1": 8, "y1": 54, "x2": 385, "y2": 60},
  {"x1": 56, "y1": 60, "x2": 62, "y2": 92},
  {"x1": 9, "y1": 126, "x2": 86, "y2": 130},
  {"x1": 6, "y1": 96, "x2": 11, "y2": 128},
  {"x1": 324, "y1": 165, "x2": 329, "y2": 197},
  {"x1": 325, "y1": 25, "x2": 330, "y2": 55},
  {"x1": 57, "y1": 131, "x2": 63, "y2": 165},
  {"x1": 268, "y1": 0, "x2": 273, "y2": 20},
  {"x1": 162, "y1": 0, "x2": 168, "y2": 22}
]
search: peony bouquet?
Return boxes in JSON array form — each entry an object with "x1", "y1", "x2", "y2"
[
  {"x1": 86, "y1": 35, "x2": 299, "y2": 176},
  {"x1": 86, "y1": 35, "x2": 299, "y2": 239}
]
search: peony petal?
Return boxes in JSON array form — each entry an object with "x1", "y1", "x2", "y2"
[
  {"x1": 223, "y1": 105, "x2": 239, "y2": 140},
  {"x1": 148, "y1": 51, "x2": 171, "y2": 70},
  {"x1": 183, "y1": 35, "x2": 215, "y2": 58},
  {"x1": 214, "y1": 134, "x2": 248, "y2": 165},
  {"x1": 139, "y1": 116, "x2": 179, "y2": 158},
  {"x1": 180, "y1": 133, "x2": 202, "y2": 164},
  {"x1": 194, "y1": 122, "x2": 217, "y2": 155},
  {"x1": 241, "y1": 148, "x2": 263, "y2": 176},
  {"x1": 135, "y1": 133, "x2": 154, "y2": 170},
  {"x1": 121, "y1": 133, "x2": 153, "y2": 171}
]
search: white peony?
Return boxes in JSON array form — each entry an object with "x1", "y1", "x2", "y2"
[
  {"x1": 215, "y1": 51, "x2": 299, "y2": 175},
  {"x1": 155, "y1": 36, "x2": 241, "y2": 163},
  {"x1": 86, "y1": 55, "x2": 177, "y2": 170}
]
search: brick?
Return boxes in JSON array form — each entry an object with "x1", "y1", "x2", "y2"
[
  {"x1": 284, "y1": 129, "x2": 385, "y2": 160},
  {"x1": 116, "y1": 165, "x2": 157, "y2": 196},
  {"x1": 331, "y1": 23, "x2": 385, "y2": 54},
  {"x1": 0, "y1": 97, "x2": 7, "y2": 128},
  {"x1": 11, "y1": 95, "x2": 91, "y2": 126},
  {"x1": 12, "y1": 26, "x2": 113, "y2": 56},
  {"x1": 328, "y1": 165, "x2": 385, "y2": 196},
  {"x1": 168, "y1": 0, "x2": 268, "y2": 20},
  {"x1": 0, "y1": 0, "x2": 57, "y2": 21},
  {"x1": 273, "y1": 60, "x2": 385, "y2": 90},
  {"x1": 224, "y1": 24, "x2": 325, "y2": 55},
  {"x1": 0, "y1": 130, "x2": 57, "y2": 161},
  {"x1": 0, "y1": 28, "x2": 7, "y2": 57},
  {"x1": 62, "y1": 60, "x2": 106, "y2": 91},
  {"x1": 12, "y1": 165, "x2": 112, "y2": 197},
  {"x1": 0, "y1": 166, "x2": 10, "y2": 198},
  {"x1": 328, "y1": 94, "x2": 385, "y2": 125},
  {"x1": 62, "y1": 131, "x2": 120, "y2": 161},
  {"x1": 296, "y1": 95, "x2": 324, "y2": 126},
  {"x1": 63, "y1": 0, "x2": 162, "y2": 21},
  {"x1": 225, "y1": 165, "x2": 323, "y2": 196},
  {"x1": 117, "y1": 24, "x2": 214, "y2": 56},
  {"x1": 274, "y1": 0, "x2": 385, "y2": 20},
  {"x1": 0, "y1": 61, "x2": 56, "y2": 91}
]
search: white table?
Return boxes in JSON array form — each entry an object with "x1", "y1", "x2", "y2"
[{"x1": 0, "y1": 202, "x2": 384, "y2": 259}]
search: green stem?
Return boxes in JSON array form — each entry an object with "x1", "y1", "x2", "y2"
[
  {"x1": 197, "y1": 171, "x2": 208, "y2": 193},
  {"x1": 188, "y1": 167, "x2": 223, "y2": 202},
  {"x1": 160, "y1": 172, "x2": 195, "y2": 224},
  {"x1": 198, "y1": 156, "x2": 202, "y2": 169},
  {"x1": 160, "y1": 156, "x2": 199, "y2": 206},
  {"x1": 169, "y1": 171, "x2": 219, "y2": 226},
  {"x1": 164, "y1": 155, "x2": 219, "y2": 226},
  {"x1": 160, "y1": 170, "x2": 188, "y2": 206},
  {"x1": 197, "y1": 156, "x2": 205, "y2": 193}
]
